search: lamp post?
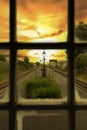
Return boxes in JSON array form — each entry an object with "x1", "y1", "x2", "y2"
[{"x1": 42, "y1": 51, "x2": 46, "y2": 77}]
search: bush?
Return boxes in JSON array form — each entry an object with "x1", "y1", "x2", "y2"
[
  {"x1": 75, "y1": 53, "x2": 87, "y2": 74},
  {"x1": 23, "y1": 78, "x2": 62, "y2": 99},
  {"x1": 75, "y1": 22, "x2": 87, "y2": 40}
]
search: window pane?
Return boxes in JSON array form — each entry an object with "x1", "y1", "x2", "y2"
[
  {"x1": 17, "y1": 0, "x2": 68, "y2": 43},
  {"x1": 0, "y1": 50, "x2": 9, "y2": 103},
  {"x1": 17, "y1": 110, "x2": 69, "y2": 130},
  {"x1": 75, "y1": 49, "x2": 87, "y2": 103},
  {"x1": 0, "y1": 0, "x2": 9, "y2": 42},
  {"x1": 75, "y1": 0, "x2": 87, "y2": 43},
  {"x1": 0, "y1": 111, "x2": 9, "y2": 130},
  {"x1": 16, "y1": 49, "x2": 68, "y2": 105},
  {"x1": 76, "y1": 111, "x2": 87, "y2": 130}
]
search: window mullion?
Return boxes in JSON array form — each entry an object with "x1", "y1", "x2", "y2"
[
  {"x1": 68, "y1": 0, "x2": 74, "y2": 43},
  {"x1": 9, "y1": 0, "x2": 16, "y2": 130},
  {"x1": 68, "y1": 0, "x2": 75, "y2": 130}
]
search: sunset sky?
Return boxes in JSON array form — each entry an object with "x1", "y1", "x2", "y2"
[
  {"x1": 0, "y1": 49, "x2": 67, "y2": 63},
  {"x1": 17, "y1": 49, "x2": 67, "y2": 63},
  {"x1": 17, "y1": 0, "x2": 67, "y2": 42},
  {"x1": 75, "y1": 0, "x2": 87, "y2": 24},
  {"x1": 0, "y1": 0, "x2": 87, "y2": 42}
]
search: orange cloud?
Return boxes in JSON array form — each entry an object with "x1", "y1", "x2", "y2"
[
  {"x1": 51, "y1": 50, "x2": 67, "y2": 61},
  {"x1": 17, "y1": 0, "x2": 68, "y2": 42},
  {"x1": 0, "y1": 0, "x2": 87, "y2": 42}
]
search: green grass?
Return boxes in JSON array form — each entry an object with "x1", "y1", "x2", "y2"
[
  {"x1": 23, "y1": 78, "x2": 62, "y2": 99},
  {"x1": 0, "y1": 61, "x2": 9, "y2": 81}
]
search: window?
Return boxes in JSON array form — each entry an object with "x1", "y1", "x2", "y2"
[{"x1": 0, "y1": 0, "x2": 87, "y2": 130}]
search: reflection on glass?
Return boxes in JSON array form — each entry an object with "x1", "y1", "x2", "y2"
[
  {"x1": 0, "y1": 1, "x2": 9, "y2": 42},
  {"x1": 75, "y1": 49, "x2": 87, "y2": 103},
  {"x1": 17, "y1": 110, "x2": 69, "y2": 130},
  {"x1": 76, "y1": 111, "x2": 87, "y2": 130},
  {"x1": 16, "y1": 49, "x2": 68, "y2": 104},
  {"x1": 17, "y1": 0, "x2": 67, "y2": 43},
  {"x1": 0, "y1": 111, "x2": 8, "y2": 130},
  {"x1": 75, "y1": 0, "x2": 87, "y2": 43},
  {"x1": 0, "y1": 50, "x2": 9, "y2": 103}
]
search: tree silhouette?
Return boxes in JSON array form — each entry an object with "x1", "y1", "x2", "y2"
[
  {"x1": 24, "y1": 56, "x2": 29, "y2": 69},
  {"x1": 75, "y1": 22, "x2": 87, "y2": 40}
]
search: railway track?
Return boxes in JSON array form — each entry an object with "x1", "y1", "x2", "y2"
[
  {"x1": 0, "y1": 67, "x2": 87, "y2": 99},
  {"x1": 51, "y1": 67, "x2": 87, "y2": 97},
  {"x1": 75, "y1": 79, "x2": 87, "y2": 97},
  {"x1": 0, "y1": 68, "x2": 38, "y2": 98},
  {"x1": 75, "y1": 79, "x2": 87, "y2": 88},
  {"x1": 0, "y1": 81, "x2": 9, "y2": 98}
]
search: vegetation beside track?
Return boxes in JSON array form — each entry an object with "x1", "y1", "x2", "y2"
[{"x1": 23, "y1": 78, "x2": 62, "y2": 99}]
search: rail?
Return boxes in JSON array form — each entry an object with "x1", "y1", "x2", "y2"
[
  {"x1": 0, "y1": 67, "x2": 87, "y2": 98},
  {"x1": 51, "y1": 67, "x2": 87, "y2": 91},
  {"x1": 0, "y1": 67, "x2": 38, "y2": 98}
]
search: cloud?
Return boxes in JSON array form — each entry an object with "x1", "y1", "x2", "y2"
[
  {"x1": 51, "y1": 50, "x2": 67, "y2": 60},
  {"x1": 16, "y1": 0, "x2": 67, "y2": 41},
  {"x1": 0, "y1": 0, "x2": 68, "y2": 42},
  {"x1": 1, "y1": 0, "x2": 87, "y2": 42}
]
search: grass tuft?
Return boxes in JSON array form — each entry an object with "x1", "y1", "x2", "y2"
[{"x1": 23, "y1": 78, "x2": 62, "y2": 99}]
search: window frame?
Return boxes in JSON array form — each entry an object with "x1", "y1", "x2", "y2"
[{"x1": 0, "y1": 0, "x2": 87, "y2": 130}]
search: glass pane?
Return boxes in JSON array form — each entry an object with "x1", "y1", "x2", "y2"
[
  {"x1": 75, "y1": 49, "x2": 87, "y2": 103},
  {"x1": 0, "y1": 111, "x2": 9, "y2": 130},
  {"x1": 17, "y1": 0, "x2": 68, "y2": 43},
  {"x1": 0, "y1": 50, "x2": 9, "y2": 103},
  {"x1": 16, "y1": 49, "x2": 68, "y2": 105},
  {"x1": 76, "y1": 111, "x2": 87, "y2": 130},
  {"x1": 17, "y1": 110, "x2": 69, "y2": 130},
  {"x1": 0, "y1": 0, "x2": 9, "y2": 42},
  {"x1": 75, "y1": 0, "x2": 87, "y2": 43}
]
